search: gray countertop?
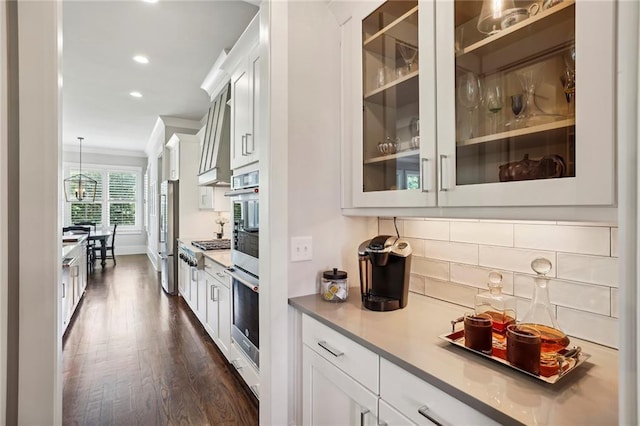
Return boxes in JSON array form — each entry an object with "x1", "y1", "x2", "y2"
[
  {"x1": 289, "y1": 292, "x2": 618, "y2": 425},
  {"x1": 62, "y1": 235, "x2": 86, "y2": 260}
]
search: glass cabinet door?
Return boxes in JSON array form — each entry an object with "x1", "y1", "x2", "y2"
[
  {"x1": 436, "y1": 0, "x2": 615, "y2": 206},
  {"x1": 352, "y1": 0, "x2": 436, "y2": 207}
]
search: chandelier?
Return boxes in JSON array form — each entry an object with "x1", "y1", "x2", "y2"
[{"x1": 63, "y1": 137, "x2": 97, "y2": 202}]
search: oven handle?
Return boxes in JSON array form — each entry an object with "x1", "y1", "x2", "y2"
[
  {"x1": 224, "y1": 268, "x2": 259, "y2": 292},
  {"x1": 224, "y1": 187, "x2": 259, "y2": 197}
]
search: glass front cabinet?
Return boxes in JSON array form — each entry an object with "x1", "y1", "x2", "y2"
[{"x1": 344, "y1": 0, "x2": 615, "y2": 208}]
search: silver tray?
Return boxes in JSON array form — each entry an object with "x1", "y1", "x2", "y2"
[{"x1": 439, "y1": 328, "x2": 590, "y2": 384}]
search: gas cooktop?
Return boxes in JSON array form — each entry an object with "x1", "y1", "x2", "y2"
[{"x1": 191, "y1": 239, "x2": 231, "y2": 251}]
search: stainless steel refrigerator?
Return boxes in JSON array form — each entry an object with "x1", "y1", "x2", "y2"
[{"x1": 159, "y1": 180, "x2": 179, "y2": 294}]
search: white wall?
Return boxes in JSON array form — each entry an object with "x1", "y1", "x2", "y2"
[
  {"x1": 15, "y1": 1, "x2": 62, "y2": 423},
  {"x1": 265, "y1": 2, "x2": 375, "y2": 424}
]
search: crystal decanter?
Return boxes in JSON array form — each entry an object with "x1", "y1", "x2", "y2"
[{"x1": 475, "y1": 271, "x2": 516, "y2": 334}]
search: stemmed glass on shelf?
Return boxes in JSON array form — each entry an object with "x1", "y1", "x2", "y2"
[
  {"x1": 485, "y1": 80, "x2": 504, "y2": 134},
  {"x1": 457, "y1": 71, "x2": 483, "y2": 139},
  {"x1": 398, "y1": 43, "x2": 418, "y2": 76}
]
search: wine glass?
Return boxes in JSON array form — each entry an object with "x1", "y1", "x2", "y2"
[
  {"x1": 398, "y1": 43, "x2": 418, "y2": 74},
  {"x1": 510, "y1": 94, "x2": 524, "y2": 128},
  {"x1": 458, "y1": 72, "x2": 482, "y2": 139},
  {"x1": 485, "y1": 83, "x2": 504, "y2": 134},
  {"x1": 560, "y1": 46, "x2": 576, "y2": 116}
]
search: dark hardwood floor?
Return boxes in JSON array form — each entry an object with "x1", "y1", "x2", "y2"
[{"x1": 63, "y1": 254, "x2": 258, "y2": 425}]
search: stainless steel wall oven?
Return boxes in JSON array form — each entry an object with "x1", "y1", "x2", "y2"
[{"x1": 226, "y1": 170, "x2": 259, "y2": 277}]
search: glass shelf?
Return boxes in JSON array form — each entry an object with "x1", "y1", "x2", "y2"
[
  {"x1": 364, "y1": 149, "x2": 419, "y2": 165},
  {"x1": 364, "y1": 70, "x2": 419, "y2": 106},
  {"x1": 364, "y1": 5, "x2": 418, "y2": 55}
]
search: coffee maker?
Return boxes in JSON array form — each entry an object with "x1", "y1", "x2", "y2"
[{"x1": 358, "y1": 235, "x2": 412, "y2": 311}]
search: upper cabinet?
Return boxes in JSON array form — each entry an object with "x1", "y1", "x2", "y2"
[
  {"x1": 436, "y1": 0, "x2": 615, "y2": 207},
  {"x1": 231, "y1": 44, "x2": 262, "y2": 171},
  {"x1": 340, "y1": 0, "x2": 616, "y2": 210},
  {"x1": 348, "y1": 0, "x2": 437, "y2": 207}
]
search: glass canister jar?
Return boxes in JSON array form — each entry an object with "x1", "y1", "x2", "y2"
[{"x1": 321, "y1": 268, "x2": 348, "y2": 302}]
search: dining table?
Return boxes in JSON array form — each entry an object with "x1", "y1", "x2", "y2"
[{"x1": 88, "y1": 230, "x2": 112, "y2": 268}]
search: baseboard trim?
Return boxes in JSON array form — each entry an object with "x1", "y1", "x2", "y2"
[{"x1": 146, "y1": 248, "x2": 160, "y2": 271}]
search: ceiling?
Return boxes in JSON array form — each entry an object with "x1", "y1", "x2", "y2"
[{"x1": 62, "y1": 0, "x2": 258, "y2": 154}]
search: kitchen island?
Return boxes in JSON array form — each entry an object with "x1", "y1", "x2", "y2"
[{"x1": 289, "y1": 292, "x2": 617, "y2": 425}]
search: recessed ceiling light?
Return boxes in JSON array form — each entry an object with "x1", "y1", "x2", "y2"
[
  {"x1": 130, "y1": 91, "x2": 143, "y2": 98},
  {"x1": 133, "y1": 55, "x2": 149, "y2": 64}
]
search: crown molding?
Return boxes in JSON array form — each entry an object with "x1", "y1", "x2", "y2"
[{"x1": 63, "y1": 144, "x2": 147, "y2": 158}]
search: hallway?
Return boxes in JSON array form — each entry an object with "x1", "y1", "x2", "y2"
[{"x1": 62, "y1": 255, "x2": 258, "y2": 425}]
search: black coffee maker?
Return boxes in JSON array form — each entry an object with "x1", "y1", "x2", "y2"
[{"x1": 358, "y1": 235, "x2": 412, "y2": 311}]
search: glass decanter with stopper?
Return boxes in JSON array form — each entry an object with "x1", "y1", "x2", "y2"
[
  {"x1": 475, "y1": 271, "x2": 516, "y2": 359},
  {"x1": 520, "y1": 258, "x2": 570, "y2": 376}
]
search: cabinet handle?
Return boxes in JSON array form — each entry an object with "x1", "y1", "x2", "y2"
[
  {"x1": 418, "y1": 405, "x2": 447, "y2": 426},
  {"x1": 210, "y1": 284, "x2": 215, "y2": 301},
  {"x1": 317, "y1": 340, "x2": 344, "y2": 357},
  {"x1": 216, "y1": 272, "x2": 225, "y2": 279},
  {"x1": 241, "y1": 134, "x2": 247, "y2": 156},
  {"x1": 246, "y1": 133, "x2": 253, "y2": 154},
  {"x1": 439, "y1": 154, "x2": 448, "y2": 192},
  {"x1": 212, "y1": 286, "x2": 219, "y2": 302},
  {"x1": 421, "y1": 158, "x2": 430, "y2": 193},
  {"x1": 250, "y1": 385, "x2": 260, "y2": 399},
  {"x1": 360, "y1": 408, "x2": 370, "y2": 426},
  {"x1": 191, "y1": 268, "x2": 197, "y2": 282},
  {"x1": 231, "y1": 359, "x2": 243, "y2": 370},
  {"x1": 62, "y1": 282, "x2": 65, "y2": 298}
]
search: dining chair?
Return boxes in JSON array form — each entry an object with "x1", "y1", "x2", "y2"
[
  {"x1": 93, "y1": 224, "x2": 117, "y2": 266},
  {"x1": 63, "y1": 225, "x2": 94, "y2": 274}
]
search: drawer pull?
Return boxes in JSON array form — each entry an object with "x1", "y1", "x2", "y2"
[
  {"x1": 216, "y1": 272, "x2": 225, "y2": 279},
  {"x1": 418, "y1": 405, "x2": 446, "y2": 426},
  {"x1": 231, "y1": 359, "x2": 243, "y2": 370},
  {"x1": 317, "y1": 340, "x2": 344, "y2": 357},
  {"x1": 360, "y1": 408, "x2": 369, "y2": 426}
]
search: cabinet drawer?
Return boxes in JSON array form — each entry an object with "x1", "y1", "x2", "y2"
[
  {"x1": 204, "y1": 257, "x2": 229, "y2": 287},
  {"x1": 380, "y1": 358, "x2": 499, "y2": 425},
  {"x1": 378, "y1": 399, "x2": 413, "y2": 426},
  {"x1": 230, "y1": 342, "x2": 260, "y2": 400},
  {"x1": 302, "y1": 314, "x2": 379, "y2": 393}
]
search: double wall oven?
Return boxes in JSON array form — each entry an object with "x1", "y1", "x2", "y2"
[{"x1": 225, "y1": 170, "x2": 260, "y2": 368}]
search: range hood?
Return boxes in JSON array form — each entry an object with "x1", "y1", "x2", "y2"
[{"x1": 198, "y1": 83, "x2": 231, "y2": 186}]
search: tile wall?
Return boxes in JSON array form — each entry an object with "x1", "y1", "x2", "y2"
[{"x1": 379, "y1": 218, "x2": 619, "y2": 348}]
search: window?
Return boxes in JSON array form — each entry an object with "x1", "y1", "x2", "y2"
[{"x1": 65, "y1": 164, "x2": 142, "y2": 230}]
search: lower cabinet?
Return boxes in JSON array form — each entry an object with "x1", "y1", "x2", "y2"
[
  {"x1": 61, "y1": 241, "x2": 88, "y2": 335},
  {"x1": 229, "y1": 341, "x2": 260, "y2": 400},
  {"x1": 302, "y1": 346, "x2": 378, "y2": 426},
  {"x1": 300, "y1": 313, "x2": 500, "y2": 426},
  {"x1": 203, "y1": 258, "x2": 231, "y2": 360}
]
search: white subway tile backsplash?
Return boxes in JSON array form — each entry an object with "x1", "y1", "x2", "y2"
[
  {"x1": 450, "y1": 264, "x2": 514, "y2": 294},
  {"x1": 404, "y1": 220, "x2": 449, "y2": 241},
  {"x1": 424, "y1": 278, "x2": 476, "y2": 308},
  {"x1": 513, "y1": 275, "x2": 610, "y2": 316},
  {"x1": 411, "y1": 257, "x2": 449, "y2": 281},
  {"x1": 514, "y1": 224, "x2": 610, "y2": 256},
  {"x1": 404, "y1": 238, "x2": 425, "y2": 258},
  {"x1": 479, "y1": 246, "x2": 556, "y2": 276},
  {"x1": 410, "y1": 274, "x2": 426, "y2": 295},
  {"x1": 451, "y1": 222, "x2": 514, "y2": 247},
  {"x1": 557, "y1": 253, "x2": 618, "y2": 287},
  {"x1": 423, "y1": 240, "x2": 478, "y2": 265},
  {"x1": 557, "y1": 307, "x2": 618, "y2": 348},
  {"x1": 379, "y1": 219, "x2": 403, "y2": 236},
  {"x1": 611, "y1": 227, "x2": 618, "y2": 257},
  {"x1": 383, "y1": 217, "x2": 619, "y2": 348}
]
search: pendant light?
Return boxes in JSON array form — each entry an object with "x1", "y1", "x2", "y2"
[{"x1": 63, "y1": 137, "x2": 97, "y2": 202}]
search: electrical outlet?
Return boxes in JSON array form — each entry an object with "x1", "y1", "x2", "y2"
[{"x1": 291, "y1": 236, "x2": 312, "y2": 262}]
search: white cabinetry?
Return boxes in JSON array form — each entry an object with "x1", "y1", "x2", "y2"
[
  {"x1": 380, "y1": 358, "x2": 498, "y2": 425},
  {"x1": 178, "y1": 256, "x2": 189, "y2": 300},
  {"x1": 198, "y1": 186, "x2": 229, "y2": 211},
  {"x1": 61, "y1": 241, "x2": 88, "y2": 334},
  {"x1": 301, "y1": 314, "x2": 379, "y2": 425},
  {"x1": 203, "y1": 257, "x2": 231, "y2": 359},
  {"x1": 229, "y1": 342, "x2": 260, "y2": 399},
  {"x1": 300, "y1": 313, "x2": 499, "y2": 425},
  {"x1": 167, "y1": 142, "x2": 180, "y2": 181},
  {"x1": 339, "y1": 0, "x2": 615, "y2": 210},
  {"x1": 230, "y1": 44, "x2": 262, "y2": 171},
  {"x1": 303, "y1": 347, "x2": 378, "y2": 426}
]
